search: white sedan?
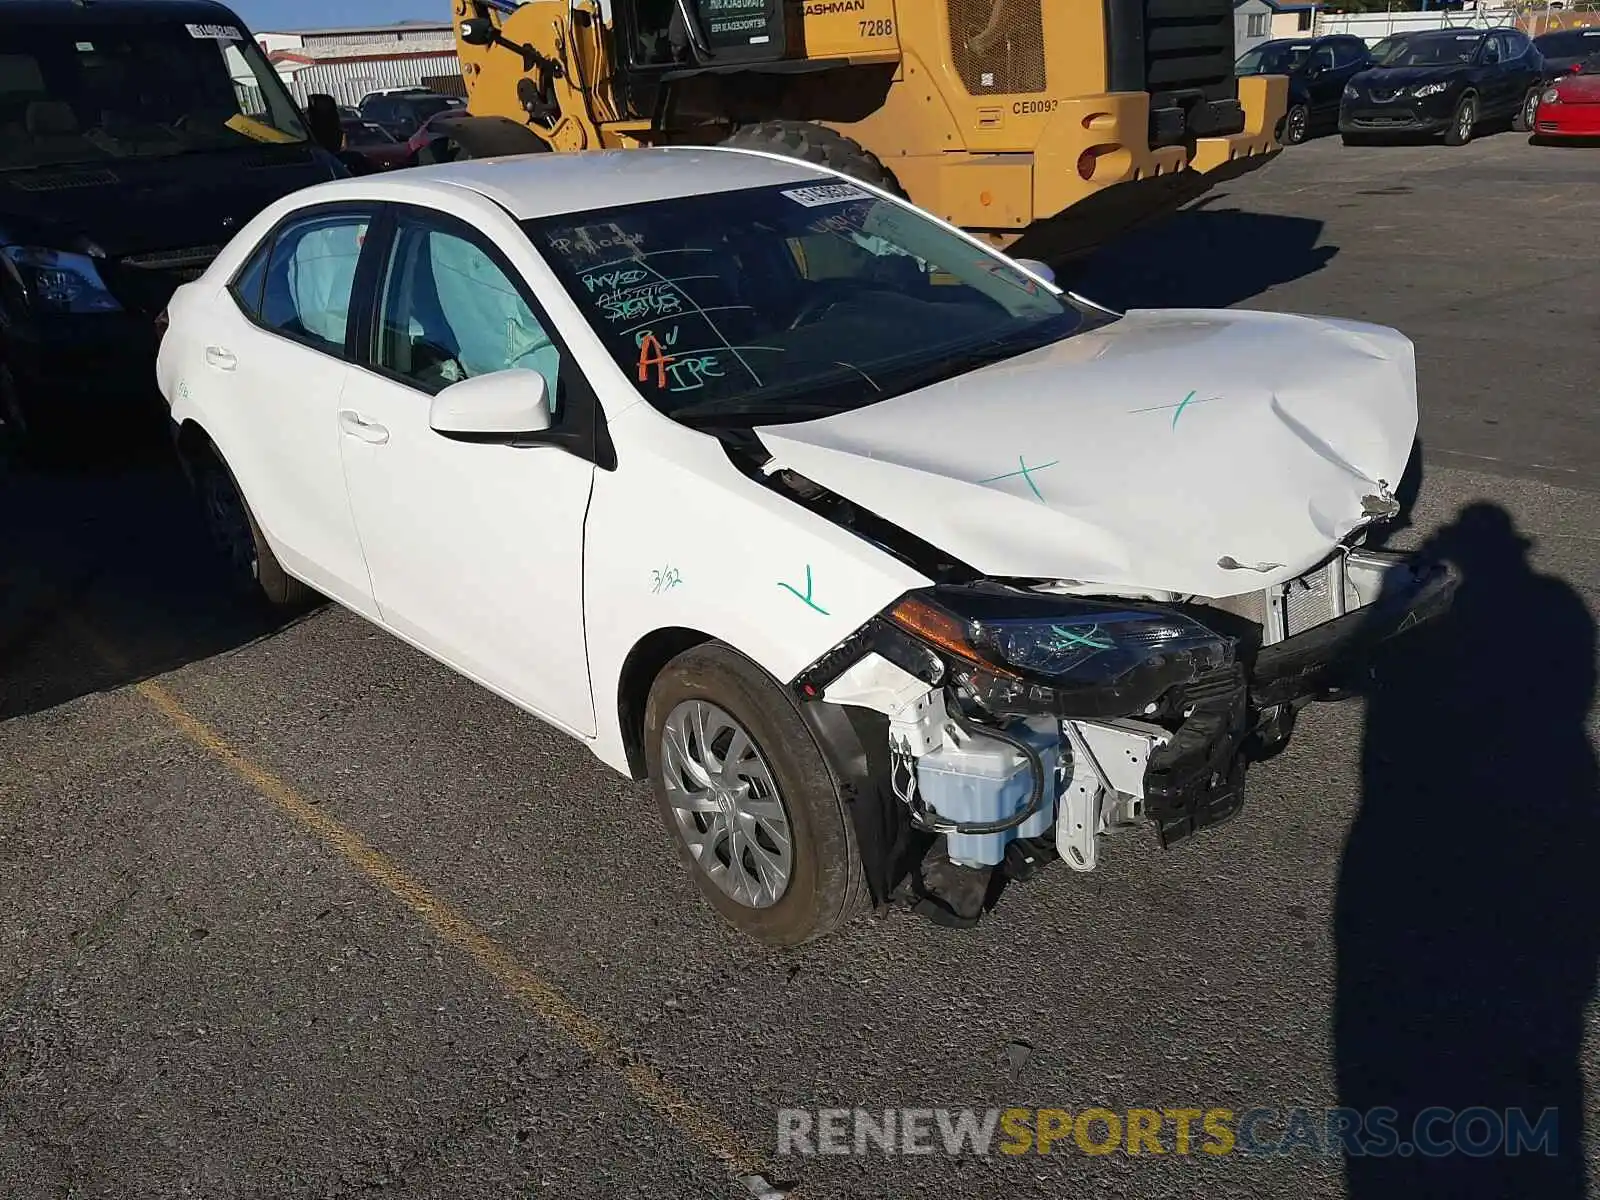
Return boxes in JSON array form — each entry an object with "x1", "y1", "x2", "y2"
[{"x1": 156, "y1": 147, "x2": 1456, "y2": 945}]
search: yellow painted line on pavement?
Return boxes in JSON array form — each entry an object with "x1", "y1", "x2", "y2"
[{"x1": 132, "y1": 677, "x2": 772, "y2": 1182}]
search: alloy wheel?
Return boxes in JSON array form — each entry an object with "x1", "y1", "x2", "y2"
[
  {"x1": 1458, "y1": 101, "x2": 1475, "y2": 141},
  {"x1": 660, "y1": 699, "x2": 793, "y2": 909},
  {"x1": 1286, "y1": 105, "x2": 1309, "y2": 144}
]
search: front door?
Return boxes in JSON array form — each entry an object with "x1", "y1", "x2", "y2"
[{"x1": 337, "y1": 207, "x2": 598, "y2": 735}]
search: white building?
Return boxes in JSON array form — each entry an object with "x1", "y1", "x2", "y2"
[{"x1": 259, "y1": 22, "x2": 465, "y2": 107}]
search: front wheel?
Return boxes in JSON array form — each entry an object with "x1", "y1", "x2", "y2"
[
  {"x1": 1513, "y1": 86, "x2": 1540, "y2": 133},
  {"x1": 719, "y1": 120, "x2": 908, "y2": 199},
  {"x1": 1444, "y1": 94, "x2": 1477, "y2": 145},
  {"x1": 644, "y1": 643, "x2": 869, "y2": 946}
]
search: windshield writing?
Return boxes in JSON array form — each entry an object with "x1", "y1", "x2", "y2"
[
  {"x1": 528, "y1": 182, "x2": 1086, "y2": 424},
  {"x1": 0, "y1": 21, "x2": 308, "y2": 170}
]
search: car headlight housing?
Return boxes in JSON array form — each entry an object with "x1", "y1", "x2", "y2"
[
  {"x1": 1541, "y1": 87, "x2": 1561, "y2": 104},
  {"x1": 1412, "y1": 81, "x2": 1448, "y2": 98},
  {"x1": 880, "y1": 586, "x2": 1235, "y2": 720},
  {"x1": 0, "y1": 246, "x2": 123, "y2": 314}
]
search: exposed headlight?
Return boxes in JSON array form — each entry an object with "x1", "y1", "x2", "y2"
[
  {"x1": 0, "y1": 246, "x2": 123, "y2": 314},
  {"x1": 1343, "y1": 83, "x2": 1360, "y2": 99},
  {"x1": 1412, "y1": 81, "x2": 1448, "y2": 98},
  {"x1": 1541, "y1": 87, "x2": 1561, "y2": 104},
  {"x1": 883, "y1": 587, "x2": 1235, "y2": 719}
]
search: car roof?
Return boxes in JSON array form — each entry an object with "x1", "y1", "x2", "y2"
[
  {"x1": 0, "y1": 0, "x2": 246, "y2": 23},
  {"x1": 315, "y1": 146, "x2": 830, "y2": 220}
]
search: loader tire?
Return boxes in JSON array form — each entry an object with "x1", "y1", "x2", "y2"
[
  {"x1": 719, "y1": 120, "x2": 908, "y2": 199},
  {"x1": 419, "y1": 115, "x2": 550, "y2": 165}
]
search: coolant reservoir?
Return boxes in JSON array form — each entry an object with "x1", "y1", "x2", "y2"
[{"x1": 915, "y1": 719, "x2": 1062, "y2": 868}]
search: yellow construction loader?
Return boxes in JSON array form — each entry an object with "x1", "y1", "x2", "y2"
[{"x1": 439, "y1": 0, "x2": 1287, "y2": 260}]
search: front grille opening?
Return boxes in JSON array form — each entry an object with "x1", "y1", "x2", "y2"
[{"x1": 947, "y1": 0, "x2": 1047, "y2": 96}]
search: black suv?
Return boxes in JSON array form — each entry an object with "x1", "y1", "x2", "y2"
[
  {"x1": 1339, "y1": 26, "x2": 1546, "y2": 146},
  {"x1": 1237, "y1": 35, "x2": 1374, "y2": 144},
  {"x1": 0, "y1": 0, "x2": 347, "y2": 450}
]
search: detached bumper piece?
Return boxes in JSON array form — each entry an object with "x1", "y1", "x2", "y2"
[{"x1": 1250, "y1": 550, "x2": 1459, "y2": 708}]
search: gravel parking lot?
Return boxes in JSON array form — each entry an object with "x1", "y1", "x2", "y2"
[{"x1": 3, "y1": 130, "x2": 1597, "y2": 1199}]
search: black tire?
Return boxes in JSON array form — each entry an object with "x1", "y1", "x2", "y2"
[
  {"x1": 1283, "y1": 103, "x2": 1311, "y2": 145},
  {"x1": 719, "y1": 120, "x2": 908, "y2": 198},
  {"x1": 1444, "y1": 93, "x2": 1476, "y2": 145},
  {"x1": 0, "y1": 361, "x2": 61, "y2": 464},
  {"x1": 193, "y1": 446, "x2": 314, "y2": 609},
  {"x1": 643, "y1": 642, "x2": 869, "y2": 946},
  {"x1": 1513, "y1": 86, "x2": 1540, "y2": 133}
]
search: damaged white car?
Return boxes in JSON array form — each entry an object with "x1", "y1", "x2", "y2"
[{"x1": 155, "y1": 147, "x2": 1457, "y2": 945}]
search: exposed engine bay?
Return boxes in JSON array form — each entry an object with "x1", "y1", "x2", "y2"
[{"x1": 762, "y1": 460, "x2": 1458, "y2": 927}]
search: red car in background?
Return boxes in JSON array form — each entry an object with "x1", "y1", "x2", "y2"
[
  {"x1": 339, "y1": 119, "x2": 414, "y2": 172},
  {"x1": 1534, "y1": 54, "x2": 1600, "y2": 141},
  {"x1": 405, "y1": 109, "x2": 474, "y2": 157}
]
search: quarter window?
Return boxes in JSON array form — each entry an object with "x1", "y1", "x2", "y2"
[
  {"x1": 374, "y1": 215, "x2": 562, "y2": 409},
  {"x1": 254, "y1": 211, "x2": 371, "y2": 354}
]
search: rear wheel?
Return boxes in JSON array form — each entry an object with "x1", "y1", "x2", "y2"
[
  {"x1": 193, "y1": 448, "x2": 314, "y2": 609},
  {"x1": 1513, "y1": 86, "x2": 1540, "y2": 133},
  {"x1": 719, "y1": 120, "x2": 908, "y2": 198},
  {"x1": 1444, "y1": 93, "x2": 1476, "y2": 145},
  {"x1": 1283, "y1": 103, "x2": 1311, "y2": 145},
  {"x1": 643, "y1": 642, "x2": 869, "y2": 946}
]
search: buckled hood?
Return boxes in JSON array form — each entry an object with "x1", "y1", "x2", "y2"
[{"x1": 754, "y1": 308, "x2": 1418, "y2": 599}]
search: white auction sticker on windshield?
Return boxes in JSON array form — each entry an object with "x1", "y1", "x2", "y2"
[
  {"x1": 781, "y1": 183, "x2": 872, "y2": 208},
  {"x1": 187, "y1": 22, "x2": 243, "y2": 40}
]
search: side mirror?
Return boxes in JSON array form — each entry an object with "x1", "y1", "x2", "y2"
[
  {"x1": 1012, "y1": 257, "x2": 1057, "y2": 286},
  {"x1": 429, "y1": 370, "x2": 552, "y2": 441},
  {"x1": 304, "y1": 93, "x2": 343, "y2": 154}
]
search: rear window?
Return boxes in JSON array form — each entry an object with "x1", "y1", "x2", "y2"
[
  {"x1": 1536, "y1": 29, "x2": 1600, "y2": 57},
  {"x1": 0, "y1": 19, "x2": 308, "y2": 170}
]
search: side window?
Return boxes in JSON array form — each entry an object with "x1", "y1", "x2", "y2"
[
  {"x1": 256, "y1": 211, "x2": 371, "y2": 354},
  {"x1": 1311, "y1": 43, "x2": 1336, "y2": 71},
  {"x1": 375, "y1": 217, "x2": 562, "y2": 411},
  {"x1": 1333, "y1": 39, "x2": 1363, "y2": 68},
  {"x1": 1508, "y1": 32, "x2": 1531, "y2": 60},
  {"x1": 1481, "y1": 36, "x2": 1501, "y2": 64},
  {"x1": 228, "y1": 234, "x2": 274, "y2": 320}
]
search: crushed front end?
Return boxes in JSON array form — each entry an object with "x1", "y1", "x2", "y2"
[{"x1": 790, "y1": 538, "x2": 1458, "y2": 927}]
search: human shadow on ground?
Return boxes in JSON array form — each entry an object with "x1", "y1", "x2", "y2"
[{"x1": 1337, "y1": 500, "x2": 1599, "y2": 1197}]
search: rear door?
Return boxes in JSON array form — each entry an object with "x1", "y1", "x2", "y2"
[
  {"x1": 200, "y1": 203, "x2": 380, "y2": 614},
  {"x1": 1305, "y1": 41, "x2": 1343, "y2": 122}
]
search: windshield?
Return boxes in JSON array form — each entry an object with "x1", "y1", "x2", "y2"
[
  {"x1": 1535, "y1": 30, "x2": 1600, "y2": 57},
  {"x1": 527, "y1": 181, "x2": 1088, "y2": 426},
  {"x1": 0, "y1": 19, "x2": 308, "y2": 170},
  {"x1": 1375, "y1": 32, "x2": 1482, "y2": 66},
  {"x1": 1236, "y1": 43, "x2": 1313, "y2": 75}
]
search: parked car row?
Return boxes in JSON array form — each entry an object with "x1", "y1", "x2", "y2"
[{"x1": 1239, "y1": 25, "x2": 1600, "y2": 148}]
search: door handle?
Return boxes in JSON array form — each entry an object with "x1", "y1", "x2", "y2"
[
  {"x1": 338, "y1": 409, "x2": 389, "y2": 445},
  {"x1": 204, "y1": 345, "x2": 236, "y2": 371}
]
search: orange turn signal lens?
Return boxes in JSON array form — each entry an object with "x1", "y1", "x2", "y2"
[{"x1": 885, "y1": 595, "x2": 1019, "y2": 679}]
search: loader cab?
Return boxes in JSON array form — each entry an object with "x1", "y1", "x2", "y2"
[{"x1": 617, "y1": 0, "x2": 792, "y2": 72}]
